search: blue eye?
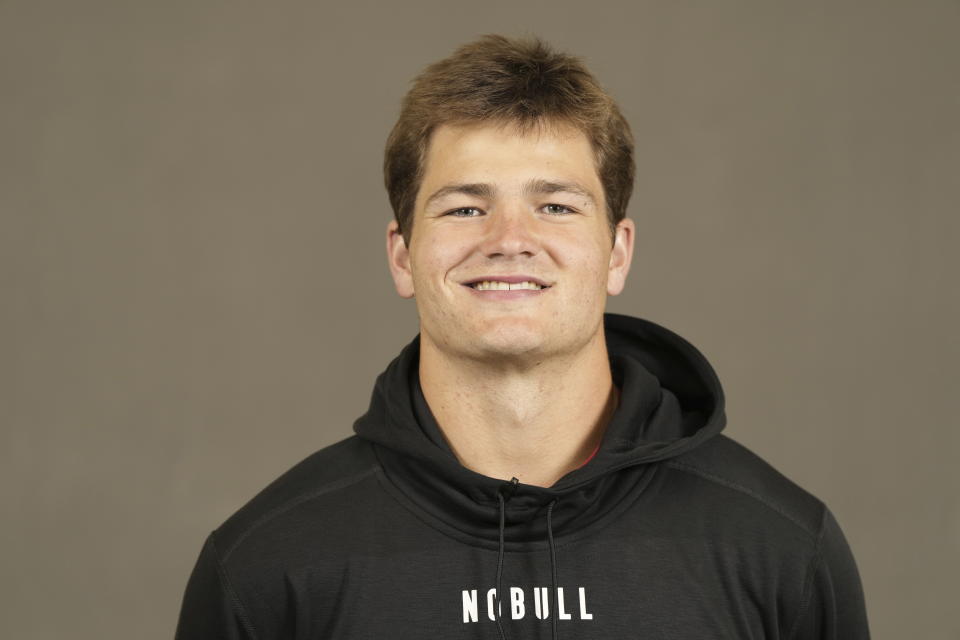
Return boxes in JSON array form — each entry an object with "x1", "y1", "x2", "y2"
[
  {"x1": 447, "y1": 207, "x2": 483, "y2": 217},
  {"x1": 543, "y1": 204, "x2": 574, "y2": 215}
]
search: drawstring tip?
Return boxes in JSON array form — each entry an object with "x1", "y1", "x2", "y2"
[{"x1": 499, "y1": 476, "x2": 520, "y2": 500}]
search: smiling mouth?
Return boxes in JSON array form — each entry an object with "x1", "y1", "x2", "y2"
[{"x1": 466, "y1": 280, "x2": 549, "y2": 291}]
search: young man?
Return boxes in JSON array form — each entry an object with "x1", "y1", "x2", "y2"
[{"x1": 176, "y1": 35, "x2": 870, "y2": 639}]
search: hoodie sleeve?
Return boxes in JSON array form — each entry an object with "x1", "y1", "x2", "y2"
[
  {"x1": 175, "y1": 532, "x2": 259, "y2": 640},
  {"x1": 789, "y1": 508, "x2": 870, "y2": 640}
]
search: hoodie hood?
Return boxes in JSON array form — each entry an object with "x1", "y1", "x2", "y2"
[{"x1": 353, "y1": 312, "x2": 726, "y2": 548}]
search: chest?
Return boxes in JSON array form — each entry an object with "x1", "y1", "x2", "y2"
[{"x1": 283, "y1": 535, "x2": 795, "y2": 640}]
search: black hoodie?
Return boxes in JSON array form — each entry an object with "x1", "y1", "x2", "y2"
[{"x1": 175, "y1": 313, "x2": 870, "y2": 639}]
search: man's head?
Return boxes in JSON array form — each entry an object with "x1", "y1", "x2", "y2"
[
  {"x1": 384, "y1": 35, "x2": 636, "y2": 363},
  {"x1": 384, "y1": 34, "x2": 635, "y2": 247}
]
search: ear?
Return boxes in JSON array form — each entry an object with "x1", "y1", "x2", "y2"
[
  {"x1": 386, "y1": 219, "x2": 415, "y2": 298},
  {"x1": 606, "y1": 218, "x2": 635, "y2": 296}
]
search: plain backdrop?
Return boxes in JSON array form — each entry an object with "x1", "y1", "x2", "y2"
[{"x1": 3, "y1": 1, "x2": 957, "y2": 638}]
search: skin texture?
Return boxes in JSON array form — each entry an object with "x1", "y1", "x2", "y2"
[{"x1": 387, "y1": 120, "x2": 634, "y2": 487}]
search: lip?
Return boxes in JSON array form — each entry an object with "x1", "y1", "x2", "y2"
[
  {"x1": 462, "y1": 286, "x2": 549, "y2": 301},
  {"x1": 459, "y1": 274, "x2": 552, "y2": 301},
  {"x1": 460, "y1": 274, "x2": 552, "y2": 288}
]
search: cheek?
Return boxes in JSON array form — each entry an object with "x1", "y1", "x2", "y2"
[
  {"x1": 411, "y1": 234, "x2": 472, "y2": 287},
  {"x1": 554, "y1": 234, "x2": 610, "y2": 282}
]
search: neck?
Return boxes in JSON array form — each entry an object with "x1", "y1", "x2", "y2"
[{"x1": 419, "y1": 330, "x2": 619, "y2": 488}]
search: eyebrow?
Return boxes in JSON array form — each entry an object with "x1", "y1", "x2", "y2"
[
  {"x1": 423, "y1": 178, "x2": 597, "y2": 209},
  {"x1": 524, "y1": 179, "x2": 597, "y2": 206},
  {"x1": 424, "y1": 183, "x2": 495, "y2": 208}
]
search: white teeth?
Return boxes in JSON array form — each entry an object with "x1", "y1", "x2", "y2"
[{"x1": 472, "y1": 280, "x2": 544, "y2": 291}]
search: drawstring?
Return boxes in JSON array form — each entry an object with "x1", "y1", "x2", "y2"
[
  {"x1": 547, "y1": 498, "x2": 559, "y2": 640},
  {"x1": 494, "y1": 482, "x2": 561, "y2": 639},
  {"x1": 495, "y1": 478, "x2": 519, "y2": 640},
  {"x1": 495, "y1": 491, "x2": 508, "y2": 640}
]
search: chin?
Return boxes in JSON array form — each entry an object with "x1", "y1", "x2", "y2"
[
  {"x1": 466, "y1": 320, "x2": 554, "y2": 359},
  {"x1": 477, "y1": 335, "x2": 546, "y2": 358}
]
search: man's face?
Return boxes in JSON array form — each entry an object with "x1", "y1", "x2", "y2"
[{"x1": 387, "y1": 120, "x2": 634, "y2": 363}]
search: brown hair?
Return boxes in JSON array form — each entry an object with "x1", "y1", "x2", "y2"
[{"x1": 384, "y1": 34, "x2": 635, "y2": 245}]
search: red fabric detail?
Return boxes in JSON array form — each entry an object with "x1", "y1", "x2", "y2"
[{"x1": 576, "y1": 442, "x2": 602, "y2": 469}]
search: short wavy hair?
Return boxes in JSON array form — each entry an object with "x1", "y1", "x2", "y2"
[{"x1": 384, "y1": 34, "x2": 635, "y2": 245}]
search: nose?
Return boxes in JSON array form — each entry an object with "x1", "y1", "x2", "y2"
[{"x1": 479, "y1": 206, "x2": 540, "y2": 259}]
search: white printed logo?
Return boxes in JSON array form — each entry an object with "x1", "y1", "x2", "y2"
[{"x1": 461, "y1": 587, "x2": 593, "y2": 623}]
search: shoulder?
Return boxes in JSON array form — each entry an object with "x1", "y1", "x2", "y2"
[
  {"x1": 212, "y1": 435, "x2": 382, "y2": 563},
  {"x1": 665, "y1": 434, "x2": 826, "y2": 542},
  {"x1": 181, "y1": 437, "x2": 385, "y2": 636}
]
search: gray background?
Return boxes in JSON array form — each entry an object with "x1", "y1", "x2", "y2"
[{"x1": 3, "y1": 1, "x2": 957, "y2": 638}]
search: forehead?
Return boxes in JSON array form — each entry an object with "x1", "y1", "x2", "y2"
[{"x1": 419, "y1": 120, "x2": 601, "y2": 191}]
